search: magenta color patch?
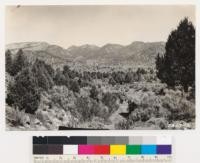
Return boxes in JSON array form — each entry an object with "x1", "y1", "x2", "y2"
[{"x1": 78, "y1": 145, "x2": 95, "y2": 154}]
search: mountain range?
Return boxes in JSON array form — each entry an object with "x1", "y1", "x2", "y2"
[{"x1": 6, "y1": 41, "x2": 165, "y2": 67}]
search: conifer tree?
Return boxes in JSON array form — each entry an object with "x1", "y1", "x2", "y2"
[
  {"x1": 5, "y1": 50, "x2": 13, "y2": 74},
  {"x1": 156, "y1": 18, "x2": 195, "y2": 91}
]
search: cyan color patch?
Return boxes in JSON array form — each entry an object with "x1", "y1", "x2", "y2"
[{"x1": 141, "y1": 145, "x2": 157, "y2": 154}]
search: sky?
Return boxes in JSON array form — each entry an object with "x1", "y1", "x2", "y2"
[{"x1": 6, "y1": 5, "x2": 195, "y2": 48}]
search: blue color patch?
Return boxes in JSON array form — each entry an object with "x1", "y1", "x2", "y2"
[{"x1": 141, "y1": 145, "x2": 157, "y2": 154}]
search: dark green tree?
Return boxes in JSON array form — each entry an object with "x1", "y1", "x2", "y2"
[
  {"x1": 112, "y1": 72, "x2": 125, "y2": 84},
  {"x1": 5, "y1": 50, "x2": 13, "y2": 74},
  {"x1": 156, "y1": 18, "x2": 195, "y2": 91},
  {"x1": 7, "y1": 68, "x2": 40, "y2": 113},
  {"x1": 11, "y1": 49, "x2": 27, "y2": 76},
  {"x1": 7, "y1": 59, "x2": 55, "y2": 113},
  {"x1": 136, "y1": 68, "x2": 146, "y2": 75},
  {"x1": 109, "y1": 76, "x2": 116, "y2": 86},
  {"x1": 90, "y1": 85, "x2": 99, "y2": 101},
  {"x1": 83, "y1": 71, "x2": 92, "y2": 81},
  {"x1": 32, "y1": 59, "x2": 54, "y2": 91},
  {"x1": 125, "y1": 72, "x2": 134, "y2": 83},
  {"x1": 70, "y1": 79, "x2": 80, "y2": 93},
  {"x1": 102, "y1": 92, "x2": 118, "y2": 114},
  {"x1": 63, "y1": 65, "x2": 70, "y2": 75},
  {"x1": 54, "y1": 68, "x2": 68, "y2": 86},
  {"x1": 63, "y1": 65, "x2": 77, "y2": 79},
  {"x1": 155, "y1": 53, "x2": 165, "y2": 80}
]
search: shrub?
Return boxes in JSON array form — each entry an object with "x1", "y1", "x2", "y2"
[
  {"x1": 41, "y1": 86, "x2": 75, "y2": 112},
  {"x1": 115, "y1": 119, "x2": 130, "y2": 130},
  {"x1": 78, "y1": 78, "x2": 90, "y2": 87},
  {"x1": 146, "y1": 117, "x2": 168, "y2": 129},
  {"x1": 74, "y1": 96, "x2": 110, "y2": 122},
  {"x1": 128, "y1": 108, "x2": 151, "y2": 123},
  {"x1": 83, "y1": 71, "x2": 92, "y2": 81},
  {"x1": 102, "y1": 92, "x2": 119, "y2": 114},
  {"x1": 139, "y1": 91, "x2": 161, "y2": 109},
  {"x1": 127, "y1": 101, "x2": 137, "y2": 113},
  {"x1": 162, "y1": 89, "x2": 195, "y2": 121},
  {"x1": 128, "y1": 110, "x2": 141, "y2": 122},
  {"x1": 136, "y1": 68, "x2": 146, "y2": 75},
  {"x1": 125, "y1": 72, "x2": 133, "y2": 83},
  {"x1": 6, "y1": 106, "x2": 30, "y2": 127},
  {"x1": 74, "y1": 97, "x2": 96, "y2": 122},
  {"x1": 69, "y1": 79, "x2": 80, "y2": 93},
  {"x1": 88, "y1": 117, "x2": 105, "y2": 129},
  {"x1": 109, "y1": 77, "x2": 117, "y2": 86},
  {"x1": 140, "y1": 109, "x2": 151, "y2": 122},
  {"x1": 90, "y1": 85, "x2": 99, "y2": 101},
  {"x1": 54, "y1": 68, "x2": 68, "y2": 86}
]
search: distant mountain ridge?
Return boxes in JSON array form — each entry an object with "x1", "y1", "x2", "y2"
[
  {"x1": 65, "y1": 41, "x2": 165, "y2": 66},
  {"x1": 6, "y1": 41, "x2": 165, "y2": 67},
  {"x1": 6, "y1": 42, "x2": 71, "y2": 68}
]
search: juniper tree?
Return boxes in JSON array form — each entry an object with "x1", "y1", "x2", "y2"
[{"x1": 156, "y1": 18, "x2": 195, "y2": 91}]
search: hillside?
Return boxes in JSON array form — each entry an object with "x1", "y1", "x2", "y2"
[
  {"x1": 6, "y1": 41, "x2": 165, "y2": 67},
  {"x1": 6, "y1": 42, "x2": 71, "y2": 68},
  {"x1": 66, "y1": 41, "x2": 165, "y2": 66}
]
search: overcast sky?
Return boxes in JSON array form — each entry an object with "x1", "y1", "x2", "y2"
[{"x1": 6, "y1": 5, "x2": 195, "y2": 48}]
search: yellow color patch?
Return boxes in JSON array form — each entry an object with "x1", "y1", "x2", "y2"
[{"x1": 110, "y1": 145, "x2": 126, "y2": 155}]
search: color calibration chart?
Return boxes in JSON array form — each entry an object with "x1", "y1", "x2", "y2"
[{"x1": 33, "y1": 136, "x2": 173, "y2": 163}]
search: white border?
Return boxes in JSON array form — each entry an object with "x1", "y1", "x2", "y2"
[{"x1": 0, "y1": 1, "x2": 200, "y2": 163}]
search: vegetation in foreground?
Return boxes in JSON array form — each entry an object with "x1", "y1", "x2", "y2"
[{"x1": 5, "y1": 18, "x2": 195, "y2": 130}]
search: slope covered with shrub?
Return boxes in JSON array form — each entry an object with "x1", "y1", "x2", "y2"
[{"x1": 5, "y1": 18, "x2": 195, "y2": 130}]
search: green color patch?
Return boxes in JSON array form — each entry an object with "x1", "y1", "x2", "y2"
[{"x1": 126, "y1": 145, "x2": 141, "y2": 155}]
